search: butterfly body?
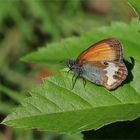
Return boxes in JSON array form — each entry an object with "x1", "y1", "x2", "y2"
[{"x1": 67, "y1": 38, "x2": 128, "y2": 90}]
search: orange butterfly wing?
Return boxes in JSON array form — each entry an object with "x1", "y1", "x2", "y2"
[{"x1": 76, "y1": 38, "x2": 122, "y2": 64}]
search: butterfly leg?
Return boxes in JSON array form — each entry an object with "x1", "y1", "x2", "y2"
[
  {"x1": 72, "y1": 74, "x2": 76, "y2": 83},
  {"x1": 72, "y1": 74, "x2": 79, "y2": 90},
  {"x1": 82, "y1": 78, "x2": 86, "y2": 88}
]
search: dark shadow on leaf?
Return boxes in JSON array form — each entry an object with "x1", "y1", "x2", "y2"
[
  {"x1": 83, "y1": 118, "x2": 140, "y2": 140},
  {"x1": 122, "y1": 57, "x2": 135, "y2": 85}
]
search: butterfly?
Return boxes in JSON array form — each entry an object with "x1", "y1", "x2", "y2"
[{"x1": 67, "y1": 38, "x2": 128, "y2": 90}]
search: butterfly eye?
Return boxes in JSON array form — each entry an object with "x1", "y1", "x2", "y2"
[
  {"x1": 115, "y1": 71, "x2": 120, "y2": 75},
  {"x1": 103, "y1": 62, "x2": 108, "y2": 66}
]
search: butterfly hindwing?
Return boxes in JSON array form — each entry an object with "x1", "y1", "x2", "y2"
[{"x1": 101, "y1": 61, "x2": 128, "y2": 90}]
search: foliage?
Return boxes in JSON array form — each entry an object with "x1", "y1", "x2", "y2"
[
  {"x1": 128, "y1": 0, "x2": 140, "y2": 17},
  {"x1": 1, "y1": 0, "x2": 139, "y2": 139},
  {"x1": 0, "y1": 0, "x2": 94, "y2": 139},
  {"x1": 3, "y1": 17, "x2": 140, "y2": 134},
  {"x1": 22, "y1": 19, "x2": 140, "y2": 65},
  {"x1": 0, "y1": 0, "x2": 132, "y2": 116}
]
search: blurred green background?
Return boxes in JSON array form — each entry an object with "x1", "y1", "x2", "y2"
[{"x1": 0, "y1": 0, "x2": 139, "y2": 140}]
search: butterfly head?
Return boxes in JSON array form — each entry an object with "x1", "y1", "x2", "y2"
[
  {"x1": 67, "y1": 60, "x2": 75, "y2": 69},
  {"x1": 67, "y1": 60, "x2": 82, "y2": 75}
]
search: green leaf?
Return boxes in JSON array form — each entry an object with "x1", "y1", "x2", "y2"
[
  {"x1": 2, "y1": 55, "x2": 140, "y2": 133},
  {"x1": 3, "y1": 18, "x2": 140, "y2": 133},
  {"x1": 22, "y1": 19, "x2": 140, "y2": 66},
  {"x1": 128, "y1": 0, "x2": 140, "y2": 17}
]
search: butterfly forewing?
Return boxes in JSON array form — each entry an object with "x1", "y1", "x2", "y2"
[{"x1": 76, "y1": 38, "x2": 122, "y2": 63}]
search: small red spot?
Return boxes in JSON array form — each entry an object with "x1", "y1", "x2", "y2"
[{"x1": 36, "y1": 70, "x2": 52, "y2": 84}]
